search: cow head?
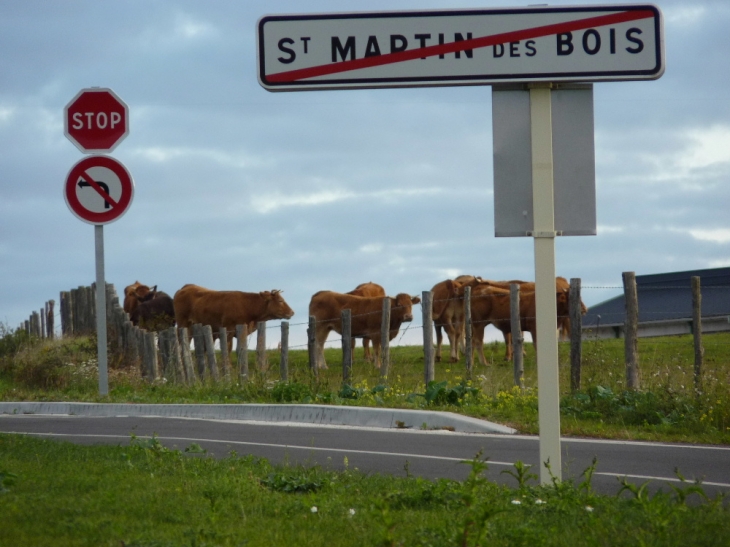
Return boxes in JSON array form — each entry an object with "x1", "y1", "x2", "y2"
[
  {"x1": 556, "y1": 288, "x2": 570, "y2": 316},
  {"x1": 392, "y1": 293, "x2": 421, "y2": 322},
  {"x1": 136, "y1": 284, "x2": 157, "y2": 303},
  {"x1": 123, "y1": 281, "x2": 155, "y2": 314},
  {"x1": 261, "y1": 290, "x2": 295, "y2": 320}
]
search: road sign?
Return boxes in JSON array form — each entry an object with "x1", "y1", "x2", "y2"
[
  {"x1": 258, "y1": 4, "x2": 663, "y2": 91},
  {"x1": 64, "y1": 155, "x2": 134, "y2": 225},
  {"x1": 64, "y1": 88, "x2": 129, "y2": 153}
]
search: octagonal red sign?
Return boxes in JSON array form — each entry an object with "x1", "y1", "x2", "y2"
[{"x1": 64, "y1": 88, "x2": 129, "y2": 153}]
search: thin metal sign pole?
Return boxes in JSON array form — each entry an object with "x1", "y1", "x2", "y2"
[
  {"x1": 95, "y1": 224, "x2": 109, "y2": 396},
  {"x1": 529, "y1": 83, "x2": 562, "y2": 484}
]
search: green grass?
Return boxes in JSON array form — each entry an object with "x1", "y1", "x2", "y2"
[
  {"x1": 1, "y1": 327, "x2": 730, "y2": 444},
  {"x1": 0, "y1": 433, "x2": 728, "y2": 547}
]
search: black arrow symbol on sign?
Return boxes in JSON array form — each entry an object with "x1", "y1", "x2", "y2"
[
  {"x1": 76, "y1": 169, "x2": 119, "y2": 211},
  {"x1": 78, "y1": 180, "x2": 112, "y2": 209}
]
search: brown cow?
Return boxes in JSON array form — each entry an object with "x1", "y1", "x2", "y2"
[
  {"x1": 430, "y1": 279, "x2": 463, "y2": 363},
  {"x1": 475, "y1": 276, "x2": 587, "y2": 358},
  {"x1": 431, "y1": 276, "x2": 484, "y2": 363},
  {"x1": 346, "y1": 282, "x2": 386, "y2": 361},
  {"x1": 469, "y1": 282, "x2": 570, "y2": 366},
  {"x1": 173, "y1": 284, "x2": 295, "y2": 353},
  {"x1": 123, "y1": 281, "x2": 156, "y2": 315},
  {"x1": 309, "y1": 291, "x2": 421, "y2": 370},
  {"x1": 130, "y1": 291, "x2": 175, "y2": 331}
]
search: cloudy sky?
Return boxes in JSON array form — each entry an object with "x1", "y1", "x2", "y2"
[{"x1": 1, "y1": 0, "x2": 728, "y2": 349}]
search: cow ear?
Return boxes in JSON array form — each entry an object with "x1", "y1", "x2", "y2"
[{"x1": 411, "y1": 296, "x2": 421, "y2": 305}]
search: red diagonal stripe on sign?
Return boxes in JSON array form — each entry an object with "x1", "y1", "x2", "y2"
[
  {"x1": 79, "y1": 169, "x2": 119, "y2": 209},
  {"x1": 266, "y1": 9, "x2": 654, "y2": 83}
]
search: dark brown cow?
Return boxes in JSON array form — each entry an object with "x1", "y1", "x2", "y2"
[
  {"x1": 469, "y1": 283, "x2": 570, "y2": 366},
  {"x1": 123, "y1": 281, "x2": 156, "y2": 315},
  {"x1": 346, "y1": 282, "x2": 386, "y2": 361},
  {"x1": 173, "y1": 284, "x2": 294, "y2": 353},
  {"x1": 475, "y1": 276, "x2": 587, "y2": 359},
  {"x1": 130, "y1": 291, "x2": 175, "y2": 331},
  {"x1": 309, "y1": 291, "x2": 421, "y2": 370}
]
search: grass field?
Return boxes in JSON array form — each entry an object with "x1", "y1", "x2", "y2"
[
  {"x1": 1, "y1": 327, "x2": 729, "y2": 444},
  {"x1": 0, "y1": 433, "x2": 728, "y2": 547}
]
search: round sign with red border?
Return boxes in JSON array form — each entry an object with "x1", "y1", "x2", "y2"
[{"x1": 64, "y1": 155, "x2": 134, "y2": 225}]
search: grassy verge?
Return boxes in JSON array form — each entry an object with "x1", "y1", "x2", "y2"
[
  {"x1": 1, "y1": 327, "x2": 729, "y2": 444},
  {"x1": 1, "y1": 433, "x2": 728, "y2": 547}
]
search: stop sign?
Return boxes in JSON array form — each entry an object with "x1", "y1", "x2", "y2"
[{"x1": 64, "y1": 88, "x2": 129, "y2": 153}]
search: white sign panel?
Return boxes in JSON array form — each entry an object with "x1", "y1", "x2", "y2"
[{"x1": 257, "y1": 4, "x2": 664, "y2": 91}]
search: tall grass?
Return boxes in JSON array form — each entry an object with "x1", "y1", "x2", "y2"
[
  {"x1": 0, "y1": 433, "x2": 728, "y2": 547},
  {"x1": 1, "y1": 325, "x2": 729, "y2": 443}
]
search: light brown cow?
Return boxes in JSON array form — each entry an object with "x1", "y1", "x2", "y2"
[
  {"x1": 430, "y1": 276, "x2": 485, "y2": 363},
  {"x1": 309, "y1": 291, "x2": 421, "y2": 370},
  {"x1": 123, "y1": 281, "x2": 156, "y2": 315},
  {"x1": 173, "y1": 284, "x2": 294, "y2": 353},
  {"x1": 346, "y1": 282, "x2": 386, "y2": 361},
  {"x1": 430, "y1": 279, "x2": 464, "y2": 363},
  {"x1": 469, "y1": 282, "x2": 570, "y2": 366}
]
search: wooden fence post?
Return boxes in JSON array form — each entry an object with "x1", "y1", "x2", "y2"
[
  {"x1": 192, "y1": 324, "x2": 207, "y2": 380},
  {"x1": 422, "y1": 291, "x2": 435, "y2": 387},
  {"x1": 46, "y1": 300, "x2": 55, "y2": 339},
  {"x1": 464, "y1": 286, "x2": 473, "y2": 380},
  {"x1": 256, "y1": 321, "x2": 267, "y2": 371},
  {"x1": 308, "y1": 315, "x2": 318, "y2": 378},
  {"x1": 569, "y1": 278, "x2": 583, "y2": 393},
  {"x1": 179, "y1": 328, "x2": 196, "y2": 384},
  {"x1": 280, "y1": 321, "x2": 289, "y2": 382},
  {"x1": 219, "y1": 327, "x2": 231, "y2": 381},
  {"x1": 144, "y1": 331, "x2": 159, "y2": 381},
  {"x1": 341, "y1": 309, "x2": 352, "y2": 386},
  {"x1": 379, "y1": 297, "x2": 391, "y2": 382},
  {"x1": 202, "y1": 325, "x2": 219, "y2": 382},
  {"x1": 692, "y1": 276, "x2": 704, "y2": 393},
  {"x1": 510, "y1": 283, "x2": 524, "y2": 388},
  {"x1": 236, "y1": 324, "x2": 249, "y2": 383},
  {"x1": 167, "y1": 327, "x2": 185, "y2": 383},
  {"x1": 622, "y1": 271, "x2": 640, "y2": 390}
]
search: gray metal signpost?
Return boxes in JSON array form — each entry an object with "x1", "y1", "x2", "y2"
[
  {"x1": 258, "y1": 4, "x2": 664, "y2": 483},
  {"x1": 64, "y1": 88, "x2": 133, "y2": 396}
]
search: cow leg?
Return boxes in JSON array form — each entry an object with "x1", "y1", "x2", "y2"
[
  {"x1": 500, "y1": 328, "x2": 513, "y2": 361},
  {"x1": 435, "y1": 325, "x2": 443, "y2": 362},
  {"x1": 473, "y1": 323, "x2": 488, "y2": 367},
  {"x1": 314, "y1": 325, "x2": 330, "y2": 370},
  {"x1": 362, "y1": 338, "x2": 373, "y2": 361},
  {"x1": 445, "y1": 322, "x2": 460, "y2": 363},
  {"x1": 371, "y1": 335, "x2": 382, "y2": 370}
]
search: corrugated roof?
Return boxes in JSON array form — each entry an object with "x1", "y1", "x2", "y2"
[{"x1": 582, "y1": 267, "x2": 730, "y2": 327}]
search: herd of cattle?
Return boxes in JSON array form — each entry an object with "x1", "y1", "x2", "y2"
[{"x1": 122, "y1": 276, "x2": 587, "y2": 370}]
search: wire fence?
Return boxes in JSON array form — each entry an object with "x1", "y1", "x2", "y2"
[{"x1": 12, "y1": 275, "x2": 730, "y2": 391}]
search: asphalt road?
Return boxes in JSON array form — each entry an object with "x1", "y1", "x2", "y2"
[{"x1": 2, "y1": 414, "x2": 729, "y2": 499}]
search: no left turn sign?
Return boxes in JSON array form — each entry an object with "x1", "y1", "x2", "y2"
[{"x1": 64, "y1": 155, "x2": 134, "y2": 225}]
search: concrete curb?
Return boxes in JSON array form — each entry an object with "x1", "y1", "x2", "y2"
[{"x1": 0, "y1": 402, "x2": 516, "y2": 435}]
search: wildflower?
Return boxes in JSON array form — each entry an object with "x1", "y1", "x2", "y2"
[
  {"x1": 311, "y1": 506, "x2": 318, "y2": 513},
  {"x1": 511, "y1": 500, "x2": 521, "y2": 505},
  {"x1": 534, "y1": 499, "x2": 546, "y2": 505},
  {"x1": 585, "y1": 506, "x2": 594, "y2": 512},
  {"x1": 349, "y1": 508, "x2": 356, "y2": 516}
]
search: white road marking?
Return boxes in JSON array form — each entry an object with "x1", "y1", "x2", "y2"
[{"x1": 7, "y1": 431, "x2": 730, "y2": 489}]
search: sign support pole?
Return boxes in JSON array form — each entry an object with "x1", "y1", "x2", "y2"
[
  {"x1": 529, "y1": 83, "x2": 562, "y2": 484},
  {"x1": 95, "y1": 224, "x2": 108, "y2": 396}
]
